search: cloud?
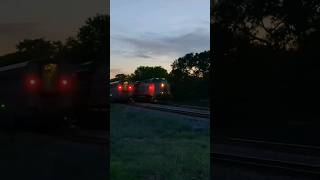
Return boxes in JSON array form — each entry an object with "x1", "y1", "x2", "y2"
[
  {"x1": 110, "y1": 68, "x2": 123, "y2": 74},
  {"x1": 135, "y1": 53, "x2": 153, "y2": 59},
  {"x1": 110, "y1": 68, "x2": 127, "y2": 78},
  {"x1": 113, "y1": 28, "x2": 209, "y2": 58}
]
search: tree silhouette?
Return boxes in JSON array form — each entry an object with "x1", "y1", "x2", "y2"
[
  {"x1": 131, "y1": 66, "x2": 168, "y2": 81},
  {"x1": 169, "y1": 51, "x2": 210, "y2": 101},
  {"x1": 76, "y1": 14, "x2": 109, "y2": 62},
  {"x1": 213, "y1": 0, "x2": 320, "y2": 136},
  {"x1": 16, "y1": 38, "x2": 57, "y2": 60},
  {"x1": 112, "y1": 74, "x2": 130, "y2": 82}
]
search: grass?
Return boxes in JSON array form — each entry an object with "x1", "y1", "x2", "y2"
[
  {"x1": 168, "y1": 99, "x2": 209, "y2": 107},
  {"x1": 110, "y1": 104, "x2": 210, "y2": 180}
]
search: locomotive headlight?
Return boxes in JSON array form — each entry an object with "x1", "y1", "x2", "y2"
[{"x1": 161, "y1": 83, "x2": 165, "y2": 88}]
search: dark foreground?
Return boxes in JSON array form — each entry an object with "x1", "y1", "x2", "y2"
[
  {"x1": 0, "y1": 110, "x2": 108, "y2": 180},
  {"x1": 213, "y1": 161, "x2": 318, "y2": 180}
]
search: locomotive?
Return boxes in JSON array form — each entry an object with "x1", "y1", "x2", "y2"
[
  {"x1": 110, "y1": 81, "x2": 134, "y2": 102},
  {"x1": 109, "y1": 78, "x2": 171, "y2": 103},
  {"x1": 0, "y1": 57, "x2": 106, "y2": 127}
]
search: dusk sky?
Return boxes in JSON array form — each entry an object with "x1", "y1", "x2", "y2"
[
  {"x1": 0, "y1": 0, "x2": 108, "y2": 55},
  {"x1": 111, "y1": 0, "x2": 210, "y2": 78}
]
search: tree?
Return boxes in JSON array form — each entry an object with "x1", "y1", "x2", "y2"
[
  {"x1": 131, "y1": 66, "x2": 168, "y2": 81},
  {"x1": 63, "y1": 37, "x2": 83, "y2": 62},
  {"x1": 113, "y1": 74, "x2": 130, "y2": 82},
  {"x1": 212, "y1": 0, "x2": 320, "y2": 132},
  {"x1": 169, "y1": 51, "x2": 210, "y2": 100},
  {"x1": 16, "y1": 38, "x2": 57, "y2": 59},
  {"x1": 60, "y1": 14, "x2": 109, "y2": 64},
  {"x1": 76, "y1": 14, "x2": 109, "y2": 62},
  {"x1": 171, "y1": 51, "x2": 210, "y2": 79},
  {"x1": 0, "y1": 14, "x2": 109, "y2": 67}
]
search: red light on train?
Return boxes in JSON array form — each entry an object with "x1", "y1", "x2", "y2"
[
  {"x1": 117, "y1": 85, "x2": 123, "y2": 91},
  {"x1": 61, "y1": 79, "x2": 68, "y2": 85},
  {"x1": 148, "y1": 83, "x2": 155, "y2": 94},
  {"x1": 24, "y1": 74, "x2": 41, "y2": 92},
  {"x1": 128, "y1": 85, "x2": 133, "y2": 91},
  {"x1": 58, "y1": 75, "x2": 73, "y2": 92}
]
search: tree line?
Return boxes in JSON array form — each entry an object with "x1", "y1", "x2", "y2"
[
  {"x1": 0, "y1": 14, "x2": 109, "y2": 66},
  {"x1": 212, "y1": 0, "x2": 320, "y2": 131},
  {"x1": 112, "y1": 50, "x2": 210, "y2": 101}
]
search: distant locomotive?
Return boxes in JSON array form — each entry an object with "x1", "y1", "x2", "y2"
[
  {"x1": 133, "y1": 78, "x2": 171, "y2": 103},
  {"x1": 109, "y1": 78, "x2": 171, "y2": 103},
  {"x1": 110, "y1": 81, "x2": 134, "y2": 102}
]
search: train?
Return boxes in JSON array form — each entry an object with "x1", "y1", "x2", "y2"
[
  {"x1": 110, "y1": 81, "x2": 135, "y2": 102},
  {"x1": 110, "y1": 78, "x2": 171, "y2": 103},
  {"x1": 0, "y1": 57, "x2": 107, "y2": 128}
]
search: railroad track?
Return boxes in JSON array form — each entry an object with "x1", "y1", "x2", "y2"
[
  {"x1": 126, "y1": 102, "x2": 210, "y2": 119},
  {"x1": 213, "y1": 137, "x2": 320, "y2": 175},
  {"x1": 213, "y1": 152, "x2": 320, "y2": 175},
  {"x1": 214, "y1": 137, "x2": 320, "y2": 156},
  {"x1": 155, "y1": 101, "x2": 209, "y2": 111}
]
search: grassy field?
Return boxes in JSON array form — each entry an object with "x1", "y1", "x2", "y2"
[
  {"x1": 110, "y1": 104, "x2": 210, "y2": 180},
  {"x1": 167, "y1": 99, "x2": 209, "y2": 107}
]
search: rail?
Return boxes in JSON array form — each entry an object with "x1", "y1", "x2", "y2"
[
  {"x1": 213, "y1": 137, "x2": 320, "y2": 175},
  {"x1": 126, "y1": 102, "x2": 210, "y2": 119}
]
